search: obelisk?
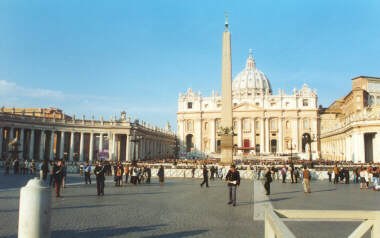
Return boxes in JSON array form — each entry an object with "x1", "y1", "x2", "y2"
[{"x1": 220, "y1": 12, "x2": 233, "y2": 165}]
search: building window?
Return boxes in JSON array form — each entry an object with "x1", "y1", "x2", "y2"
[
  {"x1": 285, "y1": 102, "x2": 289, "y2": 107},
  {"x1": 243, "y1": 119, "x2": 250, "y2": 130},
  {"x1": 303, "y1": 119, "x2": 309, "y2": 129},
  {"x1": 204, "y1": 122, "x2": 208, "y2": 130},
  {"x1": 271, "y1": 102, "x2": 276, "y2": 107},
  {"x1": 204, "y1": 104, "x2": 208, "y2": 108},
  {"x1": 217, "y1": 104, "x2": 221, "y2": 108},
  {"x1": 233, "y1": 121, "x2": 237, "y2": 129},
  {"x1": 187, "y1": 102, "x2": 193, "y2": 109},
  {"x1": 256, "y1": 120, "x2": 260, "y2": 130},
  {"x1": 286, "y1": 121, "x2": 290, "y2": 129},
  {"x1": 303, "y1": 99, "x2": 308, "y2": 106},
  {"x1": 255, "y1": 102, "x2": 260, "y2": 106}
]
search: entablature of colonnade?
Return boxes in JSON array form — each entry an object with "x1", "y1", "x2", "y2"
[
  {"x1": 0, "y1": 113, "x2": 175, "y2": 138},
  {"x1": 320, "y1": 120, "x2": 380, "y2": 139}
]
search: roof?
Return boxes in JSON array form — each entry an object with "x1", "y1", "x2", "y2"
[{"x1": 351, "y1": 76, "x2": 380, "y2": 81}]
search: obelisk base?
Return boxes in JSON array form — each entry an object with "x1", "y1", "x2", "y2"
[{"x1": 220, "y1": 134, "x2": 233, "y2": 165}]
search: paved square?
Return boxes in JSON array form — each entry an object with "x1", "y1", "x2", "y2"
[{"x1": 0, "y1": 172, "x2": 379, "y2": 238}]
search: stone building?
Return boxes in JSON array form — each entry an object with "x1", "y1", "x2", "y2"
[
  {"x1": 177, "y1": 51, "x2": 319, "y2": 160},
  {"x1": 320, "y1": 76, "x2": 380, "y2": 163},
  {"x1": 0, "y1": 108, "x2": 175, "y2": 162}
]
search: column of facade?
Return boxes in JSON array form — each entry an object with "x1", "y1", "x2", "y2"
[
  {"x1": 79, "y1": 132, "x2": 84, "y2": 161},
  {"x1": 0, "y1": 128, "x2": 4, "y2": 158},
  {"x1": 39, "y1": 130, "x2": 45, "y2": 161},
  {"x1": 278, "y1": 118, "x2": 283, "y2": 153},
  {"x1": 260, "y1": 118, "x2": 264, "y2": 153},
  {"x1": 49, "y1": 131, "x2": 55, "y2": 160},
  {"x1": 210, "y1": 119, "x2": 216, "y2": 153},
  {"x1": 294, "y1": 118, "x2": 299, "y2": 153},
  {"x1": 60, "y1": 131, "x2": 65, "y2": 159},
  {"x1": 237, "y1": 118, "x2": 242, "y2": 155},
  {"x1": 89, "y1": 132, "x2": 94, "y2": 162},
  {"x1": 141, "y1": 139, "x2": 145, "y2": 160},
  {"x1": 251, "y1": 119, "x2": 256, "y2": 154},
  {"x1": 69, "y1": 132, "x2": 74, "y2": 161},
  {"x1": 265, "y1": 118, "x2": 270, "y2": 153},
  {"x1": 19, "y1": 128, "x2": 24, "y2": 159},
  {"x1": 196, "y1": 119, "x2": 202, "y2": 153}
]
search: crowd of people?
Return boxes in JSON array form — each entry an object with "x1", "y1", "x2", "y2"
[{"x1": 2, "y1": 157, "x2": 379, "y2": 202}]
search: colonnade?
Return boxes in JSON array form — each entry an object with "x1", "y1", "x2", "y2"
[{"x1": 1, "y1": 126, "x2": 173, "y2": 162}]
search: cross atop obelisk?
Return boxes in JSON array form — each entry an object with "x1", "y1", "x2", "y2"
[{"x1": 220, "y1": 12, "x2": 233, "y2": 165}]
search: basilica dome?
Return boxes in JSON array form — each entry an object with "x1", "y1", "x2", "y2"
[{"x1": 232, "y1": 51, "x2": 272, "y2": 95}]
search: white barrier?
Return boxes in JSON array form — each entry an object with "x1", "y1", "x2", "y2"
[{"x1": 18, "y1": 178, "x2": 51, "y2": 238}]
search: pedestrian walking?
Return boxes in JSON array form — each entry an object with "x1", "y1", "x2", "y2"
[
  {"x1": 84, "y1": 162, "x2": 92, "y2": 184},
  {"x1": 53, "y1": 160, "x2": 64, "y2": 197},
  {"x1": 200, "y1": 166, "x2": 209, "y2": 188},
  {"x1": 226, "y1": 165, "x2": 240, "y2": 207},
  {"x1": 302, "y1": 167, "x2": 311, "y2": 194},
  {"x1": 94, "y1": 161, "x2": 105, "y2": 196},
  {"x1": 264, "y1": 167, "x2": 272, "y2": 195},
  {"x1": 157, "y1": 165, "x2": 165, "y2": 186},
  {"x1": 146, "y1": 166, "x2": 151, "y2": 184},
  {"x1": 124, "y1": 164, "x2": 129, "y2": 184}
]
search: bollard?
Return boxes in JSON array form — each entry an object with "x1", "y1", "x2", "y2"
[{"x1": 18, "y1": 178, "x2": 51, "y2": 238}]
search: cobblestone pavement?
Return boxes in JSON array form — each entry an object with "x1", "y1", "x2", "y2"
[{"x1": 0, "y1": 172, "x2": 378, "y2": 238}]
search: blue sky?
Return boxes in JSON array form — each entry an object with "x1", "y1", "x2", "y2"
[{"x1": 1, "y1": 0, "x2": 379, "y2": 129}]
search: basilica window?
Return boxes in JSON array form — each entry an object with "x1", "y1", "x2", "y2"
[
  {"x1": 270, "y1": 119, "x2": 277, "y2": 130},
  {"x1": 204, "y1": 122, "x2": 208, "y2": 130},
  {"x1": 376, "y1": 96, "x2": 380, "y2": 105},
  {"x1": 256, "y1": 120, "x2": 260, "y2": 130},
  {"x1": 302, "y1": 99, "x2": 309, "y2": 107},
  {"x1": 187, "y1": 120, "x2": 193, "y2": 131},
  {"x1": 187, "y1": 102, "x2": 193, "y2": 109},
  {"x1": 243, "y1": 119, "x2": 250, "y2": 130},
  {"x1": 303, "y1": 119, "x2": 309, "y2": 129},
  {"x1": 233, "y1": 121, "x2": 237, "y2": 129},
  {"x1": 286, "y1": 121, "x2": 290, "y2": 129},
  {"x1": 255, "y1": 102, "x2": 260, "y2": 106}
]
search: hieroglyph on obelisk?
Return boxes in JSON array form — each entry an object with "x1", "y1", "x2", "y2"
[{"x1": 220, "y1": 12, "x2": 234, "y2": 165}]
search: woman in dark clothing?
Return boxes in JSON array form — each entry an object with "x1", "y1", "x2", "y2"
[
  {"x1": 157, "y1": 165, "x2": 164, "y2": 186},
  {"x1": 264, "y1": 167, "x2": 272, "y2": 195}
]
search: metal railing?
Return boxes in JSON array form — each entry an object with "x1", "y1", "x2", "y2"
[{"x1": 266, "y1": 209, "x2": 380, "y2": 238}]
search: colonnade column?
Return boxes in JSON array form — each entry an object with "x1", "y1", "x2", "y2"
[
  {"x1": 49, "y1": 131, "x2": 55, "y2": 160},
  {"x1": 99, "y1": 133, "x2": 103, "y2": 151},
  {"x1": 126, "y1": 134, "x2": 131, "y2": 161},
  {"x1": 251, "y1": 119, "x2": 255, "y2": 154},
  {"x1": 112, "y1": 133, "x2": 116, "y2": 160},
  {"x1": 79, "y1": 132, "x2": 84, "y2": 161},
  {"x1": 265, "y1": 118, "x2": 270, "y2": 153},
  {"x1": 89, "y1": 132, "x2": 94, "y2": 162},
  {"x1": 60, "y1": 131, "x2": 65, "y2": 159},
  {"x1": 260, "y1": 118, "x2": 264, "y2": 153},
  {"x1": 39, "y1": 130, "x2": 45, "y2": 161},
  {"x1": 108, "y1": 132, "x2": 112, "y2": 161},
  {"x1": 279, "y1": 118, "x2": 283, "y2": 153},
  {"x1": 9, "y1": 127, "x2": 14, "y2": 152},
  {"x1": 0, "y1": 128, "x2": 3, "y2": 158},
  {"x1": 29, "y1": 129, "x2": 35, "y2": 160},
  {"x1": 69, "y1": 132, "x2": 74, "y2": 161},
  {"x1": 19, "y1": 128, "x2": 24, "y2": 159},
  {"x1": 141, "y1": 139, "x2": 145, "y2": 160}
]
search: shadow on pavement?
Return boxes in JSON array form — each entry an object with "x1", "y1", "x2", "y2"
[
  {"x1": 142, "y1": 229, "x2": 209, "y2": 238},
  {"x1": 51, "y1": 224, "x2": 167, "y2": 238}
]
